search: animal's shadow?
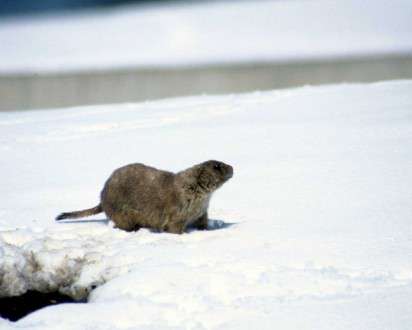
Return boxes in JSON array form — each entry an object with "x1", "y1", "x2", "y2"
[
  {"x1": 58, "y1": 219, "x2": 109, "y2": 225},
  {"x1": 187, "y1": 219, "x2": 237, "y2": 232},
  {"x1": 57, "y1": 218, "x2": 237, "y2": 232}
]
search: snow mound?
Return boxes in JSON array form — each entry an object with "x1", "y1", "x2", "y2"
[{"x1": 0, "y1": 220, "x2": 230, "y2": 300}]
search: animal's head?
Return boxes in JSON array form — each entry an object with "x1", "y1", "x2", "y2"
[{"x1": 197, "y1": 160, "x2": 233, "y2": 193}]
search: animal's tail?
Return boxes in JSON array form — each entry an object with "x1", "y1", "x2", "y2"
[{"x1": 55, "y1": 204, "x2": 103, "y2": 221}]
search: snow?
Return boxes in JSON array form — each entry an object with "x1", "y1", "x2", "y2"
[
  {"x1": 1, "y1": 80, "x2": 412, "y2": 329},
  {"x1": 0, "y1": 0, "x2": 412, "y2": 74}
]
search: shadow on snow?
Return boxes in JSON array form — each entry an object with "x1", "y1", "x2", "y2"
[{"x1": 56, "y1": 218, "x2": 238, "y2": 232}]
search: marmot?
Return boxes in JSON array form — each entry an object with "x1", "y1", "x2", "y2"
[{"x1": 56, "y1": 160, "x2": 233, "y2": 234}]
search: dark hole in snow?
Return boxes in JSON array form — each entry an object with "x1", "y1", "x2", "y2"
[{"x1": 0, "y1": 291, "x2": 87, "y2": 322}]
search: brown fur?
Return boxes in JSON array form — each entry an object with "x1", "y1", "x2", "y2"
[{"x1": 56, "y1": 160, "x2": 233, "y2": 234}]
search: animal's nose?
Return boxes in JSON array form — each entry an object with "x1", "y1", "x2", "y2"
[{"x1": 225, "y1": 165, "x2": 234, "y2": 179}]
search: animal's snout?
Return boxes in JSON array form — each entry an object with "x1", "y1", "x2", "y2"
[{"x1": 225, "y1": 165, "x2": 234, "y2": 179}]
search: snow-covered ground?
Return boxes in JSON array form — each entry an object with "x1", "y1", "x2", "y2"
[
  {"x1": 1, "y1": 0, "x2": 411, "y2": 73},
  {"x1": 1, "y1": 80, "x2": 412, "y2": 329}
]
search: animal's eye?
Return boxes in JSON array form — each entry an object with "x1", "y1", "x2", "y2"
[{"x1": 213, "y1": 163, "x2": 221, "y2": 170}]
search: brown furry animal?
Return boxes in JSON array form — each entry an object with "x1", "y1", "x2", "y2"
[{"x1": 56, "y1": 160, "x2": 233, "y2": 234}]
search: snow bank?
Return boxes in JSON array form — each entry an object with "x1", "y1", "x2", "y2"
[
  {"x1": 1, "y1": 80, "x2": 412, "y2": 329},
  {"x1": 0, "y1": 0, "x2": 411, "y2": 73}
]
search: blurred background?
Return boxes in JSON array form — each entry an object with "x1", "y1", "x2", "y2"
[
  {"x1": 1, "y1": 0, "x2": 412, "y2": 111},
  {"x1": 0, "y1": 0, "x2": 151, "y2": 16}
]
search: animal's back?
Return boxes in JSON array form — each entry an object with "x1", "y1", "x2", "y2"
[{"x1": 100, "y1": 163, "x2": 177, "y2": 230}]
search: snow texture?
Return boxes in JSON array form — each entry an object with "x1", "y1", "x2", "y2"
[
  {"x1": 0, "y1": 0, "x2": 412, "y2": 73},
  {"x1": 1, "y1": 80, "x2": 412, "y2": 329}
]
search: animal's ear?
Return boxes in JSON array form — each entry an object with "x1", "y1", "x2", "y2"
[{"x1": 197, "y1": 167, "x2": 211, "y2": 190}]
